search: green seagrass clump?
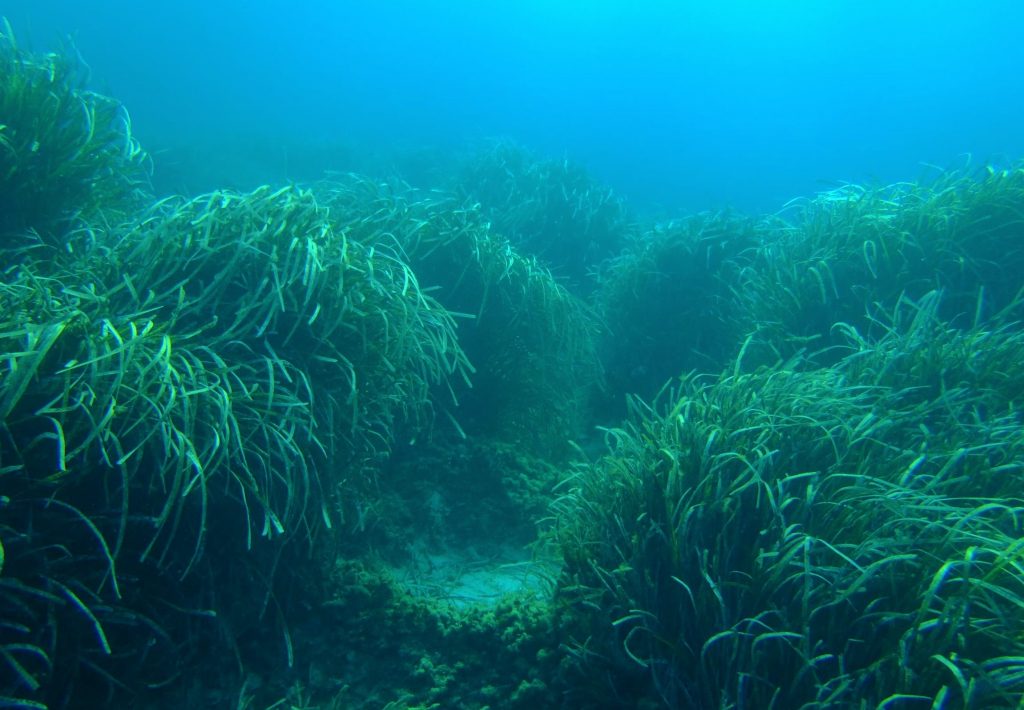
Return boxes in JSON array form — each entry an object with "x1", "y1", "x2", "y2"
[
  {"x1": 321, "y1": 176, "x2": 602, "y2": 458},
  {"x1": 452, "y1": 140, "x2": 632, "y2": 291},
  {"x1": 0, "y1": 20, "x2": 149, "y2": 250},
  {"x1": 0, "y1": 183, "x2": 470, "y2": 706},
  {"x1": 733, "y1": 163, "x2": 1024, "y2": 365},
  {"x1": 594, "y1": 210, "x2": 763, "y2": 409},
  {"x1": 112, "y1": 185, "x2": 470, "y2": 455},
  {"x1": 553, "y1": 292, "x2": 1024, "y2": 708}
]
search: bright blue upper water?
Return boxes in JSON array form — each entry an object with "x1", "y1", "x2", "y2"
[{"x1": 5, "y1": 0, "x2": 1023, "y2": 213}]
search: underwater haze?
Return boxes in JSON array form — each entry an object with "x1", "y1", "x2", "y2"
[{"x1": 5, "y1": 0, "x2": 1024, "y2": 212}]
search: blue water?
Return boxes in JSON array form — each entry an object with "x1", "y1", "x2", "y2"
[{"x1": 6, "y1": 0, "x2": 1023, "y2": 212}]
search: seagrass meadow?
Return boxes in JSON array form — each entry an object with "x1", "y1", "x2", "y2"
[{"x1": 3, "y1": 24, "x2": 1024, "y2": 710}]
